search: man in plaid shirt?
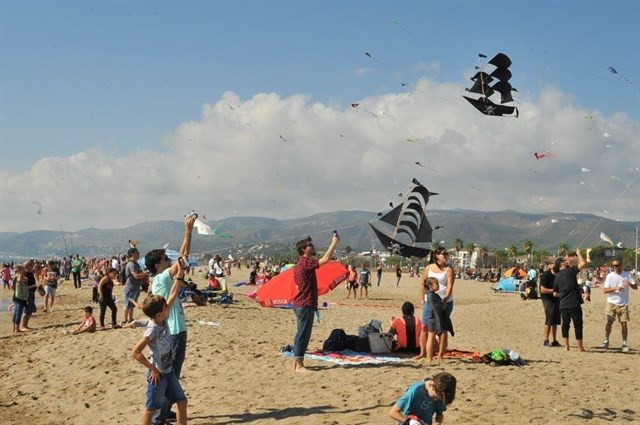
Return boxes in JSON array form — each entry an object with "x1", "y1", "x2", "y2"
[{"x1": 292, "y1": 233, "x2": 340, "y2": 372}]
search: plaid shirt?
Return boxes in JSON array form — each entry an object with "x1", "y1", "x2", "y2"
[{"x1": 292, "y1": 256, "x2": 320, "y2": 309}]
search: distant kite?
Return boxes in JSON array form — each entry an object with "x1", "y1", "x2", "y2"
[
  {"x1": 392, "y1": 19, "x2": 412, "y2": 35},
  {"x1": 581, "y1": 167, "x2": 592, "y2": 173},
  {"x1": 603, "y1": 132, "x2": 612, "y2": 138},
  {"x1": 584, "y1": 114, "x2": 594, "y2": 120},
  {"x1": 534, "y1": 151, "x2": 555, "y2": 160},
  {"x1": 32, "y1": 201, "x2": 42, "y2": 214},
  {"x1": 279, "y1": 134, "x2": 294, "y2": 144},
  {"x1": 129, "y1": 240, "x2": 138, "y2": 248},
  {"x1": 608, "y1": 66, "x2": 639, "y2": 90},
  {"x1": 600, "y1": 232, "x2": 614, "y2": 246},
  {"x1": 611, "y1": 175, "x2": 621, "y2": 181},
  {"x1": 351, "y1": 103, "x2": 360, "y2": 108}
]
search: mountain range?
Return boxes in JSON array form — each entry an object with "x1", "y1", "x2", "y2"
[{"x1": 0, "y1": 209, "x2": 637, "y2": 259}]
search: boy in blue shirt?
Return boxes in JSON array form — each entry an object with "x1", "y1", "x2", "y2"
[
  {"x1": 389, "y1": 372, "x2": 457, "y2": 425},
  {"x1": 131, "y1": 261, "x2": 187, "y2": 425}
]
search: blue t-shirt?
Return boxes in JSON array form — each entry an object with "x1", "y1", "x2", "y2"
[
  {"x1": 151, "y1": 269, "x2": 186, "y2": 336},
  {"x1": 395, "y1": 380, "x2": 446, "y2": 424}
]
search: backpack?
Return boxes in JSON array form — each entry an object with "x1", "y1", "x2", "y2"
[
  {"x1": 322, "y1": 329, "x2": 347, "y2": 351},
  {"x1": 119, "y1": 262, "x2": 128, "y2": 285}
]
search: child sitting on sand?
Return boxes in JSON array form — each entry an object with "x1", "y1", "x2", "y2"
[
  {"x1": 72, "y1": 306, "x2": 97, "y2": 334},
  {"x1": 131, "y1": 270, "x2": 187, "y2": 425},
  {"x1": 425, "y1": 277, "x2": 454, "y2": 363},
  {"x1": 389, "y1": 372, "x2": 456, "y2": 425}
]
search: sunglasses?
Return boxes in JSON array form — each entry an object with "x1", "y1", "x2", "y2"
[{"x1": 612, "y1": 264, "x2": 621, "y2": 267}]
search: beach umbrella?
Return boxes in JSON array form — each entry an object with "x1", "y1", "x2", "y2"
[
  {"x1": 255, "y1": 261, "x2": 348, "y2": 307},
  {"x1": 503, "y1": 267, "x2": 526, "y2": 278}
]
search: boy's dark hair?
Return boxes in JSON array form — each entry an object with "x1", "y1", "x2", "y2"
[
  {"x1": 84, "y1": 306, "x2": 93, "y2": 314},
  {"x1": 432, "y1": 372, "x2": 457, "y2": 405},
  {"x1": 127, "y1": 247, "x2": 139, "y2": 258},
  {"x1": 401, "y1": 301, "x2": 415, "y2": 316},
  {"x1": 145, "y1": 249, "x2": 166, "y2": 275},
  {"x1": 142, "y1": 294, "x2": 167, "y2": 319},
  {"x1": 296, "y1": 237, "x2": 313, "y2": 255}
]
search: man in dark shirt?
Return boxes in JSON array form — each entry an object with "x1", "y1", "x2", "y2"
[
  {"x1": 292, "y1": 233, "x2": 339, "y2": 372},
  {"x1": 540, "y1": 259, "x2": 562, "y2": 347},
  {"x1": 553, "y1": 250, "x2": 587, "y2": 352}
]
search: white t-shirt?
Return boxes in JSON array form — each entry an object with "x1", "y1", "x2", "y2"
[
  {"x1": 604, "y1": 271, "x2": 631, "y2": 305},
  {"x1": 208, "y1": 258, "x2": 215, "y2": 273},
  {"x1": 426, "y1": 265, "x2": 453, "y2": 304},
  {"x1": 111, "y1": 258, "x2": 119, "y2": 270}
]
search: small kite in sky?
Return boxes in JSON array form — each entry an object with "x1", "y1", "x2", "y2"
[
  {"x1": 392, "y1": 19, "x2": 412, "y2": 35},
  {"x1": 351, "y1": 103, "x2": 360, "y2": 108},
  {"x1": 129, "y1": 240, "x2": 138, "y2": 248},
  {"x1": 534, "y1": 151, "x2": 555, "y2": 160},
  {"x1": 605, "y1": 144, "x2": 613, "y2": 148},
  {"x1": 616, "y1": 242, "x2": 623, "y2": 248},
  {"x1": 584, "y1": 114, "x2": 594, "y2": 120},
  {"x1": 353, "y1": 182, "x2": 364, "y2": 188},
  {"x1": 32, "y1": 201, "x2": 42, "y2": 214},
  {"x1": 224, "y1": 103, "x2": 236, "y2": 110},
  {"x1": 608, "y1": 66, "x2": 640, "y2": 90},
  {"x1": 603, "y1": 132, "x2": 612, "y2": 138},
  {"x1": 414, "y1": 161, "x2": 425, "y2": 167},
  {"x1": 388, "y1": 202, "x2": 394, "y2": 208},
  {"x1": 581, "y1": 167, "x2": 592, "y2": 173},
  {"x1": 611, "y1": 175, "x2": 621, "y2": 181},
  {"x1": 600, "y1": 232, "x2": 614, "y2": 246},
  {"x1": 279, "y1": 134, "x2": 294, "y2": 144}
]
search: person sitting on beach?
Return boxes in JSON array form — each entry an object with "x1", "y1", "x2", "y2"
[
  {"x1": 121, "y1": 298, "x2": 149, "y2": 329},
  {"x1": 389, "y1": 372, "x2": 457, "y2": 425},
  {"x1": 208, "y1": 272, "x2": 222, "y2": 290},
  {"x1": 425, "y1": 277, "x2": 454, "y2": 363},
  {"x1": 131, "y1": 263, "x2": 187, "y2": 425},
  {"x1": 72, "y1": 306, "x2": 97, "y2": 334},
  {"x1": 389, "y1": 302, "x2": 422, "y2": 354}
]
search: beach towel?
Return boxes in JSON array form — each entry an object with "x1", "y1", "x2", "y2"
[
  {"x1": 281, "y1": 349, "x2": 407, "y2": 366},
  {"x1": 442, "y1": 349, "x2": 480, "y2": 359}
]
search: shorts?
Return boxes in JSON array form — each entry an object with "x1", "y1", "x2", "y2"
[
  {"x1": 124, "y1": 289, "x2": 140, "y2": 309},
  {"x1": 542, "y1": 298, "x2": 561, "y2": 326},
  {"x1": 606, "y1": 303, "x2": 630, "y2": 322},
  {"x1": 145, "y1": 370, "x2": 186, "y2": 410},
  {"x1": 25, "y1": 293, "x2": 36, "y2": 315},
  {"x1": 422, "y1": 300, "x2": 454, "y2": 326},
  {"x1": 347, "y1": 281, "x2": 358, "y2": 290},
  {"x1": 45, "y1": 285, "x2": 57, "y2": 296}
]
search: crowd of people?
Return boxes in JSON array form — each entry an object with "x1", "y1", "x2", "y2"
[{"x1": 3, "y1": 228, "x2": 638, "y2": 425}]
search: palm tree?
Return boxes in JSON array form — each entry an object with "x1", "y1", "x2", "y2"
[
  {"x1": 465, "y1": 243, "x2": 476, "y2": 268},
  {"x1": 507, "y1": 244, "x2": 518, "y2": 264},
  {"x1": 453, "y1": 238, "x2": 464, "y2": 269},
  {"x1": 479, "y1": 246, "x2": 489, "y2": 268},
  {"x1": 558, "y1": 243, "x2": 569, "y2": 257},
  {"x1": 523, "y1": 240, "x2": 533, "y2": 268}
]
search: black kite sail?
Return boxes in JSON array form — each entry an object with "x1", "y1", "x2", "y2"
[
  {"x1": 463, "y1": 52, "x2": 518, "y2": 117},
  {"x1": 369, "y1": 178, "x2": 437, "y2": 258}
]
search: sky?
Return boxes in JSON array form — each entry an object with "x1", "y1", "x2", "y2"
[{"x1": 1, "y1": 0, "x2": 639, "y2": 234}]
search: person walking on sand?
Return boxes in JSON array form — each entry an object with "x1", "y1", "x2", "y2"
[
  {"x1": 20, "y1": 260, "x2": 38, "y2": 331},
  {"x1": 553, "y1": 250, "x2": 587, "y2": 352},
  {"x1": 291, "y1": 233, "x2": 339, "y2": 373},
  {"x1": 601, "y1": 260, "x2": 637, "y2": 352},
  {"x1": 376, "y1": 262, "x2": 383, "y2": 286},
  {"x1": 44, "y1": 260, "x2": 60, "y2": 312},
  {"x1": 71, "y1": 255, "x2": 83, "y2": 288},
  {"x1": 395, "y1": 265, "x2": 402, "y2": 287}
]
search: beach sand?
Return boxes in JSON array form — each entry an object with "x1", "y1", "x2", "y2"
[{"x1": 1, "y1": 269, "x2": 638, "y2": 424}]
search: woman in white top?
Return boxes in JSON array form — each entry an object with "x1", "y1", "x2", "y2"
[{"x1": 414, "y1": 247, "x2": 455, "y2": 360}]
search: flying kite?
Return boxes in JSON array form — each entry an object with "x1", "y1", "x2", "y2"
[
  {"x1": 414, "y1": 162, "x2": 424, "y2": 167},
  {"x1": 534, "y1": 151, "x2": 555, "y2": 160},
  {"x1": 611, "y1": 175, "x2": 621, "y2": 181},
  {"x1": 351, "y1": 103, "x2": 359, "y2": 108},
  {"x1": 581, "y1": 168, "x2": 592, "y2": 173},
  {"x1": 369, "y1": 178, "x2": 438, "y2": 258},
  {"x1": 608, "y1": 66, "x2": 640, "y2": 90},
  {"x1": 279, "y1": 134, "x2": 294, "y2": 144},
  {"x1": 129, "y1": 240, "x2": 138, "y2": 248},
  {"x1": 603, "y1": 132, "x2": 612, "y2": 138},
  {"x1": 392, "y1": 19, "x2": 412, "y2": 35},
  {"x1": 32, "y1": 201, "x2": 42, "y2": 214},
  {"x1": 194, "y1": 218, "x2": 213, "y2": 235},
  {"x1": 600, "y1": 232, "x2": 614, "y2": 246},
  {"x1": 463, "y1": 53, "x2": 519, "y2": 117},
  {"x1": 584, "y1": 114, "x2": 594, "y2": 120},
  {"x1": 605, "y1": 144, "x2": 613, "y2": 148},
  {"x1": 616, "y1": 242, "x2": 623, "y2": 248}
]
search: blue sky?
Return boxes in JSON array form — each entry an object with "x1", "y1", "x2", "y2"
[{"x1": 1, "y1": 1, "x2": 639, "y2": 232}]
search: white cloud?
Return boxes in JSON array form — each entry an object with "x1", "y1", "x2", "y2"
[
  {"x1": 352, "y1": 67, "x2": 372, "y2": 77},
  {"x1": 414, "y1": 61, "x2": 440, "y2": 73},
  {"x1": 1, "y1": 82, "x2": 639, "y2": 233}
]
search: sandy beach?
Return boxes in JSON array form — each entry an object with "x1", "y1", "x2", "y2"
[{"x1": 1, "y1": 269, "x2": 638, "y2": 424}]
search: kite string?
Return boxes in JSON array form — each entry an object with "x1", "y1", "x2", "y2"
[{"x1": 575, "y1": 172, "x2": 640, "y2": 249}]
